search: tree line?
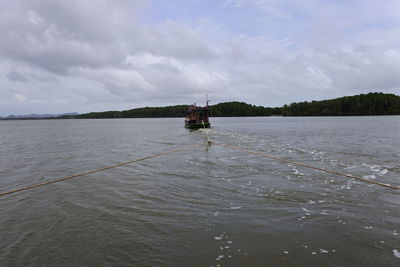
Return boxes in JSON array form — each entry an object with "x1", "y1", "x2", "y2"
[
  {"x1": 281, "y1": 92, "x2": 400, "y2": 116},
  {"x1": 69, "y1": 102, "x2": 281, "y2": 119},
  {"x1": 56, "y1": 92, "x2": 400, "y2": 119}
]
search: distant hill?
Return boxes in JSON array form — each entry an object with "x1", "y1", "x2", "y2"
[
  {"x1": 211, "y1": 102, "x2": 281, "y2": 117},
  {"x1": 75, "y1": 93, "x2": 400, "y2": 118},
  {"x1": 74, "y1": 105, "x2": 188, "y2": 119},
  {"x1": 0, "y1": 112, "x2": 78, "y2": 120},
  {"x1": 73, "y1": 102, "x2": 281, "y2": 119},
  {"x1": 75, "y1": 102, "x2": 280, "y2": 119},
  {"x1": 2, "y1": 92, "x2": 400, "y2": 120},
  {"x1": 281, "y1": 92, "x2": 400, "y2": 116}
]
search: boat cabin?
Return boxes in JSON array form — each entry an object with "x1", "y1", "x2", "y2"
[{"x1": 185, "y1": 104, "x2": 210, "y2": 129}]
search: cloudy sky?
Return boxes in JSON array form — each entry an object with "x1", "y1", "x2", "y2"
[{"x1": 1, "y1": 0, "x2": 400, "y2": 115}]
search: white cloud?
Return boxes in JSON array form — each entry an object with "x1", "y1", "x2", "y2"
[{"x1": 0, "y1": 0, "x2": 399, "y2": 115}]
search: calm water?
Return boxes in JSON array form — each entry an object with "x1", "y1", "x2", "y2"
[{"x1": 1, "y1": 117, "x2": 399, "y2": 266}]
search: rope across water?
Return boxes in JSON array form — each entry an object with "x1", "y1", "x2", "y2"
[
  {"x1": 0, "y1": 143, "x2": 202, "y2": 197},
  {"x1": 1, "y1": 137, "x2": 398, "y2": 198},
  {"x1": 214, "y1": 143, "x2": 400, "y2": 190}
]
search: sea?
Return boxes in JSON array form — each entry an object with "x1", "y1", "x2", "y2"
[{"x1": 1, "y1": 116, "x2": 399, "y2": 266}]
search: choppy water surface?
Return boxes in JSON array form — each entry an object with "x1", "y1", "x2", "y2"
[{"x1": 1, "y1": 117, "x2": 399, "y2": 266}]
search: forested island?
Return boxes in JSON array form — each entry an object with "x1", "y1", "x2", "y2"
[
  {"x1": 71, "y1": 92, "x2": 400, "y2": 118},
  {"x1": 2, "y1": 92, "x2": 400, "y2": 120},
  {"x1": 70, "y1": 102, "x2": 281, "y2": 119},
  {"x1": 281, "y1": 92, "x2": 400, "y2": 116}
]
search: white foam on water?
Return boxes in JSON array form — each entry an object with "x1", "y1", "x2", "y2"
[
  {"x1": 230, "y1": 206, "x2": 241, "y2": 210},
  {"x1": 215, "y1": 236, "x2": 222, "y2": 240},
  {"x1": 344, "y1": 165, "x2": 358, "y2": 170},
  {"x1": 284, "y1": 251, "x2": 289, "y2": 254},
  {"x1": 216, "y1": 255, "x2": 224, "y2": 261},
  {"x1": 312, "y1": 252, "x2": 317, "y2": 255},
  {"x1": 393, "y1": 250, "x2": 400, "y2": 258},
  {"x1": 379, "y1": 169, "x2": 388, "y2": 175},
  {"x1": 307, "y1": 200, "x2": 316, "y2": 204},
  {"x1": 362, "y1": 163, "x2": 391, "y2": 176},
  {"x1": 302, "y1": 208, "x2": 311, "y2": 213},
  {"x1": 364, "y1": 226, "x2": 373, "y2": 230},
  {"x1": 319, "y1": 249, "x2": 328, "y2": 253},
  {"x1": 293, "y1": 168, "x2": 304, "y2": 175},
  {"x1": 363, "y1": 174, "x2": 376, "y2": 180}
]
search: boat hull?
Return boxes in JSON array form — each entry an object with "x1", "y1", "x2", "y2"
[{"x1": 185, "y1": 122, "x2": 210, "y2": 129}]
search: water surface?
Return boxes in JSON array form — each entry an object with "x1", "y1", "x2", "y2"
[{"x1": 1, "y1": 117, "x2": 399, "y2": 266}]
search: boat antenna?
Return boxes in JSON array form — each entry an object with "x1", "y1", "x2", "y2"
[{"x1": 206, "y1": 92, "x2": 209, "y2": 106}]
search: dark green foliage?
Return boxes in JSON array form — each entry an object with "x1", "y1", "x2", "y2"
[
  {"x1": 76, "y1": 105, "x2": 188, "y2": 119},
  {"x1": 281, "y1": 92, "x2": 400, "y2": 116},
  {"x1": 75, "y1": 102, "x2": 281, "y2": 119},
  {"x1": 64, "y1": 92, "x2": 400, "y2": 119},
  {"x1": 211, "y1": 102, "x2": 281, "y2": 117}
]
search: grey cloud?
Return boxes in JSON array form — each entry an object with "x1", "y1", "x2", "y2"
[
  {"x1": 0, "y1": 0, "x2": 129, "y2": 74},
  {"x1": 0, "y1": 0, "x2": 215, "y2": 77},
  {"x1": 135, "y1": 21, "x2": 216, "y2": 60},
  {"x1": 7, "y1": 70, "x2": 29, "y2": 82},
  {"x1": 0, "y1": 0, "x2": 400, "y2": 116}
]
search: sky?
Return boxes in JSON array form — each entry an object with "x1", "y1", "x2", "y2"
[{"x1": 1, "y1": 0, "x2": 400, "y2": 116}]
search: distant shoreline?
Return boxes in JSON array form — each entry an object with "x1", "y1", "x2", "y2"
[
  {"x1": 3, "y1": 114, "x2": 400, "y2": 122},
  {"x1": 2, "y1": 92, "x2": 400, "y2": 120}
]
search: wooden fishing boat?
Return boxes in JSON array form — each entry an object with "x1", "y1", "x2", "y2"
[{"x1": 184, "y1": 102, "x2": 210, "y2": 129}]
